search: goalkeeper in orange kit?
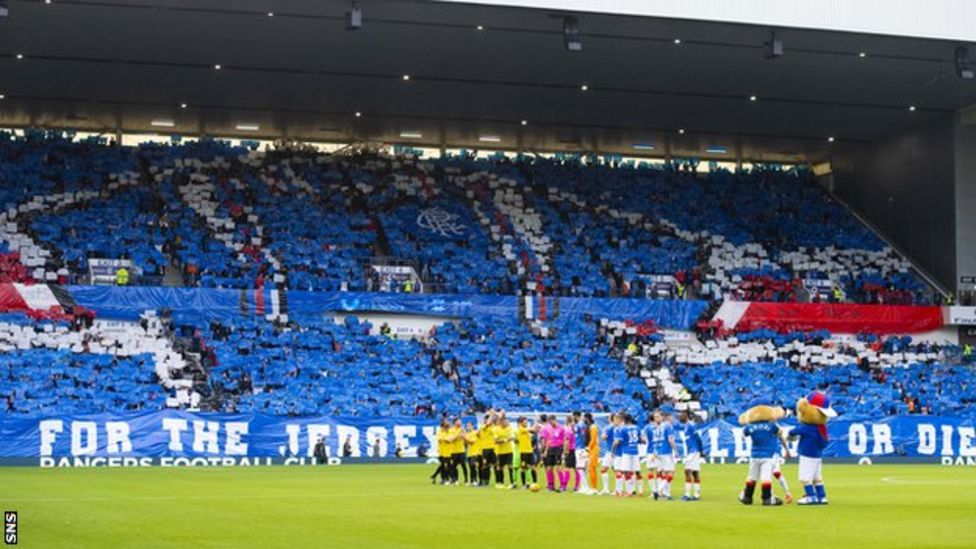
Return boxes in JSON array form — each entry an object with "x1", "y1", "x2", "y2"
[{"x1": 585, "y1": 413, "x2": 600, "y2": 494}]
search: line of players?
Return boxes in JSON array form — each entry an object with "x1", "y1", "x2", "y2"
[{"x1": 431, "y1": 407, "x2": 800, "y2": 501}]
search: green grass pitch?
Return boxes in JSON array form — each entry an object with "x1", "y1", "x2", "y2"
[{"x1": 2, "y1": 463, "x2": 976, "y2": 548}]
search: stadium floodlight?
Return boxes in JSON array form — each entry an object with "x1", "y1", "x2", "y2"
[
  {"x1": 955, "y1": 46, "x2": 974, "y2": 79},
  {"x1": 764, "y1": 31, "x2": 784, "y2": 59},
  {"x1": 346, "y1": 1, "x2": 362, "y2": 30},
  {"x1": 0, "y1": 1, "x2": 8, "y2": 18},
  {"x1": 563, "y1": 16, "x2": 582, "y2": 52}
]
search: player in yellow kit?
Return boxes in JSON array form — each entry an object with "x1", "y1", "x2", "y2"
[
  {"x1": 448, "y1": 418, "x2": 466, "y2": 485},
  {"x1": 478, "y1": 414, "x2": 496, "y2": 486},
  {"x1": 516, "y1": 417, "x2": 539, "y2": 488},
  {"x1": 492, "y1": 416, "x2": 516, "y2": 489},
  {"x1": 464, "y1": 423, "x2": 481, "y2": 487},
  {"x1": 432, "y1": 418, "x2": 452, "y2": 485}
]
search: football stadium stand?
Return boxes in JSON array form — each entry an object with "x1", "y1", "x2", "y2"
[
  {"x1": 0, "y1": 133, "x2": 936, "y2": 303},
  {"x1": 0, "y1": 133, "x2": 971, "y2": 427}
]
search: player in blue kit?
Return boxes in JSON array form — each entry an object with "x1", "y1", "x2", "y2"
[
  {"x1": 571, "y1": 411, "x2": 591, "y2": 494},
  {"x1": 610, "y1": 413, "x2": 641, "y2": 496},
  {"x1": 739, "y1": 408, "x2": 790, "y2": 506},
  {"x1": 642, "y1": 410, "x2": 677, "y2": 500},
  {"x1": 598, "y1": 414, "x2": 617, "y2": 495},
  {"x1": 653, "y1": 411, "x2": 678, "y2": 500},
  {"x1": 677, "y1": 410, "x2": 705, "y2": 501}
]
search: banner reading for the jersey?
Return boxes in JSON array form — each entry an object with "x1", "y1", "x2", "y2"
[{"x1": 2, "y1": 411, "x2": 975, "y2": 466}]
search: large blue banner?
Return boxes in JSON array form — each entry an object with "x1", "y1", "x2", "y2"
[
  {"x1": 68, "y1": 285, "x2": 708, "y2": 330},
  {"x1": 3, "y1": 411, "x2": 975, "y2": 466}
]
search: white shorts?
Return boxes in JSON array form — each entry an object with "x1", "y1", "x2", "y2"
[
  {"x1": 747, "y1": 458, "x2": 774, "y2": 483},
  {"x1": 798, "y1": 456, "x2": 823, "y2": 483},
  {"x1": 575, "y1": 449, "x2": 589, "y2": 469},
  {"x1": 613, "y1": 454, "x2": 640, "y2": 473},
  {"x1": 684, "y1": 452, "x2": 702, "y2": 472},
  {"x1": 657, "y1": 454, "x2": 676, "y2": 472},
  {"x1": 600, "y1": 453, "x2": 614, "y2": 469},
  {"x1": 645, "y1": 454, "x2": 659, "y2": 470}
]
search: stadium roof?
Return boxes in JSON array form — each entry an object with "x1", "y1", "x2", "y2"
[{"x1": 0, "y1": 0, "x2": 974, "y2": 162}]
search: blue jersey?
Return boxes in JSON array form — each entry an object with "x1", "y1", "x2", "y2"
[
  {"x1": 679, "y1": 422, "x2": 704, "y2": 455},
  {"x1": 574, "y1": 422, "x2": 588, "y2": 449},
  {"x1": 790, "y1": 423, "x2": 827, "y2": 458},
  {"x1": 743, "y1": 421, "x2": 781, "y2": 459},
  {"x1": 618, "y1": 425, "x2": 641, "y2": 456},
  {"x1": 606, "y1": 425, "x2": 623, "y2": 456},
  {"x1": 653, "y1": 421, "x2": 674, "y2": 456}
]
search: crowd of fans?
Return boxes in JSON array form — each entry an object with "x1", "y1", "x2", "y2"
[{"x1": 0, "y1": 132, "x2": 937, "y2": 304}]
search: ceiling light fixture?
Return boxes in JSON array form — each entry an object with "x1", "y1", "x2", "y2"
[
  {"x1": 749, "y1": 94, "x2": 758, "y2": 101},
  {"x1": 632, "y1": 144, "x2": 655, "y2": 151},
  {"x1": 858, "y1": 51, "x2": 867, "y2": 58},
  {"x1": 828, "y1": 136, "x2": 835, "y2": 143},
  {"x1": 180, "y1": 103, "x2": 188, "y2": 109},
  {"x1": 402, "y1": 74, "x2": 410, "y2": 81},
  {"x1": 354, "y1": 111, "x2": 362, "y2": 118},
  {"x1": 580, "y1": 84, "x2": 589, "y2": 91},
  {"x1": 267, "y1": 11, "x2": 274, "y2": 17},
  {"x1": 236, "y1": 124, "x2": 260, "y2": 131},
  {"x1": 678, "y1": 128, "x2": 685, "y2": 134},
  {"x1": 520, "y1": 120, "x2": 528, "y2": 126},
  {"x1": 346, "y1": 0, "x2": 362, "y2": 30},
  {"x1": 151, "y1": 120, "x2": 175, "y2": 128},
  {"x1": 213, "y1": 64, "x2": 222, "y2": 70},
  {"x1": 479, "y1": 136, "x2": 502, "y2": 143},
  {"x1": 476, "y1": 25, "x2": 484, "y2": 31},
  {"x1": 0, "y1": 94, "x2": 6, "y2": 100},
  {"x1": 908, "y1": 105, "x2": 917, "y2": 112},
  {"x1": 673, "y1": 38, "x2": 682, "y2": 45},
  {"x1": 15, "y1": 54, "x2": 24, "y2": 60},
  {"x1": 399, "y1": 131, "x2": 422, "y2": 139},
  {"x1": 706, "y1": 146, "x2": 728, "y2": 154},
  {"x1": 563, "y1": 16, "x2": 582, "y2": 52}
]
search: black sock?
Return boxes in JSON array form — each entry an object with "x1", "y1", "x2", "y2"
[
  {"x1": 509, "y1": 469, "x2": 515, "y2": 484},
  {"x1": 495, "y1": 468, "x2": 503, "y2": 483},
  {"x1": 531, "y1": 469, "x2": 538, "y2": 483},
  {"x1": 521, "y1": 470, "x2": 527, "y2": 485},
  {"x1": 761, "y1": 484, "x2": 772, "y2": 501},
  {"x1": 743, "y1": 482, "x2": 755, "y2": 501},
  {"x1": 460, "y1": 461, "x2": 468, "y2": 483}
]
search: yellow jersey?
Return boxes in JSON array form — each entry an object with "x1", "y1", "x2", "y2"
[
  {"x1": 437, "y1": 428, "x2": 452, "y2": 458},
  {"x1": 516, "y1": 425, "x2": 533, "y2": 454},
  {"x1": 478, "y1": 424, "x2": 495, "y2": 453},
  {"x1": 448, "y1": 426, "x2": 464, "y2": 455},
  {"x1": 465, "y1": 431, "x2": 480, "y2": 457},
  {"x1": 493, "y1": 424, "x2": 514, "y2": 455}
]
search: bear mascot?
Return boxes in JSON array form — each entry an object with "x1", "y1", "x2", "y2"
[
  {"x1": 791, "y1": 391, "x2": 836, "y2": 505},
  {"x1": 737, "y1": 398, "x2": 788, "y2": 505}
]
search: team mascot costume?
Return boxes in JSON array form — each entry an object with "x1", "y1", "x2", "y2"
[
  {"x1": 737, "y1": 399, "x2": 787, "y2": 506},
  {"x1": 792, "y1": 391, "x2": 836, "y2": 505}
]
